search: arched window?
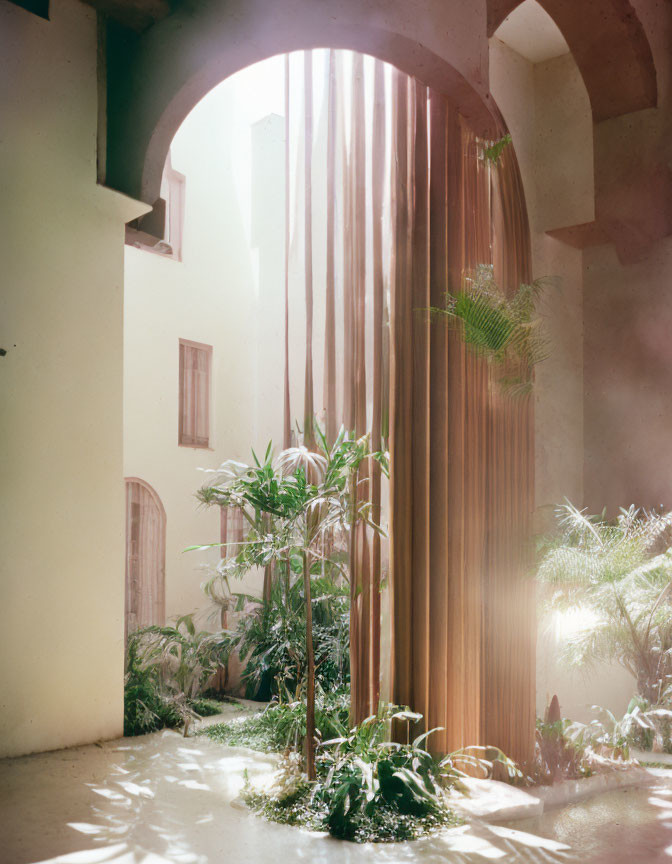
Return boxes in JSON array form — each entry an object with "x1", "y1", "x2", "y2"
[{"x1": 124, "y1": 478, "x2": 166, "y2": 637}]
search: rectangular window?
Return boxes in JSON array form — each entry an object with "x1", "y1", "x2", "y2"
[
  {"x1": 125, "y1": 149, "x2": 185, "y2": 260},
  {"x1": 178, "y1": 339, "x2": 212, "y2": 448}
]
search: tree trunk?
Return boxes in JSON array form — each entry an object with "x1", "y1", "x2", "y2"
[
  {"x1": 303, "y1": 550, "x2": 316, "y2": 780},
  {"x1": 285, "y1": 553, "x2": 291, "y2": 602}
]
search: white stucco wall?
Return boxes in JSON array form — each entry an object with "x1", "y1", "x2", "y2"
[
  {"x1": 123, "y1": 60, "x2": 293, "y2": 625},
  {"x1": 123, "y1": 51, "x2": 391, "y2": 631},
  {"x1": 0, "y1": 0, "x2": 146, "y2": 758}
]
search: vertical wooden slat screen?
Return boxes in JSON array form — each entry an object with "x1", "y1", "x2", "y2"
[
  {"x1": 232, "y1": 507, "x2": 244, "y2": 548},
  {"x1": 460, "y1": 121, "x2": 490, "y2": 752},
  {"x1": 124, "y1": 478, "x2": 166, "y2": 640},
  {"x1": 220, "y1": 505, "x2": 247, "y2": 558},
  {"x1": 387, "y1": 74, "x2": 534, "y2": 765},
  {"x1": 482, "y1": 140, "x2": 535, "y2": 764},
  {"x1": 284, "y1": 50, "x2": 534, "y2": 764}
]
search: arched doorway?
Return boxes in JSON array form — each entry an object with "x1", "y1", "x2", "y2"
[
  {"x1": 124, "y1": 477, "x2": 166, "y2": 637},
  {"x1": 122, "y1": 45, "x2": 536, "y2": 762}
]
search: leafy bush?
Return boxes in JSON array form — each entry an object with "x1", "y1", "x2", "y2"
[
  {"x1": 124, "y1": 615, "x2": 229, "y2": 736},
  {"x1": 531, "y1": 718, "x2": 593, "y2": 784},
  {"x1": 538, "y1": 502, "x2": 672, "y2": 705},
  {"x1": 201, "y1": 689, "x2": 351, "y2": 752},
  {"x1": 124, "y1": 631, "x2": 182, "y2": 736},
  {"x1": 191, "y1": 697, "x2": 230, "y2": 717},
  {"x1": 226, "y1": 576, "x2": 349, "y2": 702},
  {"x1": 565, "y1": 698, "x2": 672, "y2": 759},
  {"x1": 242, "y1": 708, "x2": 463, "y2": 843}
]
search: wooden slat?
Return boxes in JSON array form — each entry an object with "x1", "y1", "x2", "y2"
[
  {"x1": 410, "y1": 80, "x2": 430, "y2": 726},
  {"x1": 324, "y1": 50, "x2": 337, "y2": 445},
  {"x1": 351, "y1": 52, "x2": 370, "y2": 723},
  {"x1": 283, "y1": 54, "x2": 292, "y2": 449},
  {"x1": 303, "y1": 50, "x2": 315, "y2": 447},
  {"x1": 427, "y1": 89, "x2": 449, "y2": 753},
  {"x1": 389, "y1": 67, "x2": 413, "y2": 715},
  {"x1": 342, "y1": 54, "x2": 355, "y2": 433},
  {"x1": 444, "y1": 103, "x2": 468, "y2": 753},
  {"x1": 369, "y1": 58, "x2": 386, "y2": 711}
]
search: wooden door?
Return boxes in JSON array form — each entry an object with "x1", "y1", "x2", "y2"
[{"x1": 125, "y1": 478, "x2": 166, "y2": 638}]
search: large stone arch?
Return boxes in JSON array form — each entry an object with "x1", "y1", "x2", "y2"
[
  {"x1": 103, "y1": 0, "x2": 659, "y2": 243},
  {"x1": 487, "y1": 0, "x2": 657, "y2": 122},
  {"x1": 104, "y1": 0, "x2": 500, "y2": 207}
]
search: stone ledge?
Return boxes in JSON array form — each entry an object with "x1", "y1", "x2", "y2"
[{"x1": 452, "y1": 766, "x2": 653, "y2": 822}]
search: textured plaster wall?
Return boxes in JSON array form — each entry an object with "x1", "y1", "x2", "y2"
[
  {"x1": 490, "y1": 38, "x2": 637, "y2": 722},
  {"x1": 583, "y1": 0, "x2": 672, "y2": 515},
  {"x1": 0, "y1": 0, "x2": 146, "y2": 757},
  {"x1": 490, "y1": 38, "x2": 587, "y2": 526},
  {"x1": 584, "y1": 237, "x2": 672, "y2": 514}
]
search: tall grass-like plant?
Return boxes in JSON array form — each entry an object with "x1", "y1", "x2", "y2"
[{"x1": 538, "y1": 502, "x2": 672, "y2": 704}]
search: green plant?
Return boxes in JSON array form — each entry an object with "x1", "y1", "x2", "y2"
[
  {"x1": 124, "y1": 615, "x2": 229, "y2": 736},
  {"x1": 531, "y1": 718, "x2": 593, "y2": 784},
  {"x1": 201, "y1": 689, "x2": 351, "y2": 752},
  {"x1": 124, "y1": 630, "x2": 182, "y2": 736},
  {"x1": 538, "y1": 502, "x2": 672, "y2": 704},
  {"x1": 481, "y1": 133, "x2": 512, "y2": 165},
  {"x1": 243, "y1": 708, "x2": 462, "y2": 843},
  {"x1": 194, "y1": 424, "x2": 387, "y2": 779},
  {"x1": 191, "y1": 696, "x2": 229, "y2": 717},
  {"x1": 430, "y1": 265, "x2": 548, "y2": 395},
  {"x1": 225, "y1": 576, "x2": 349, "y2": 701},
  {"x1": 566, "y1": 698, "x2": 672, "y2": 759},
  {"x1": 439, "y1": 744, "x2": 523, "y2": 787}
]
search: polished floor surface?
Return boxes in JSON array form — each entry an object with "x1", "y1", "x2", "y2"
[{"x1": 2, "y1": 708, "x2": 672, "y2": 864}]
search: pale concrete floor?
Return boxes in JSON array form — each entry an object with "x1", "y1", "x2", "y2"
[{"x1": 2, "y1": 707, "x2": 672, "y2": 864}]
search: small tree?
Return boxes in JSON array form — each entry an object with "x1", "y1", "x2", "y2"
[{"x1": 195, "y1": 425, "x2": 387, "y2": 779}]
